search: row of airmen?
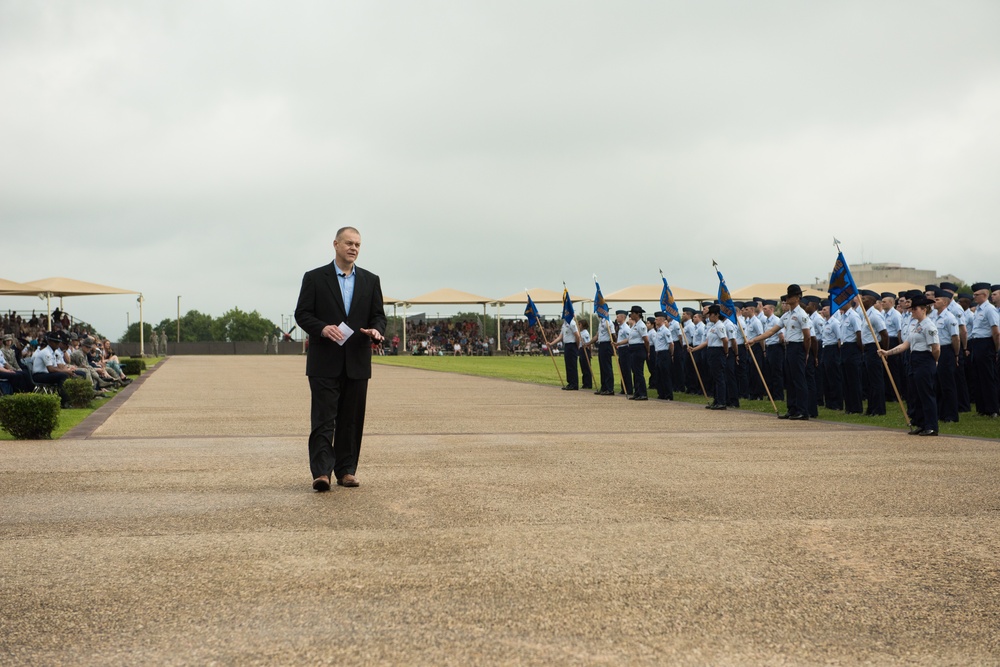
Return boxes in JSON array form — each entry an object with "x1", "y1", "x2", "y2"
[{"x1": 546, "y1": 282, "x2": 1000, "y2": 434}]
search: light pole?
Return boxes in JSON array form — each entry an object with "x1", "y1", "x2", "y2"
[{"x1": 177, "y1": 296, "x2": 181, "y2": 346}]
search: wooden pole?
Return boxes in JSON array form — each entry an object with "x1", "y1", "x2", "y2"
[
  {"x1": 857, "y1": 297, "x2": 910, "y2": 425},
  {"x1": 535, "y1": 320, "x2": 564, "y2": 386},
  {"x1": 733, "y1": 315, "x2": 779, "y2": 414}
]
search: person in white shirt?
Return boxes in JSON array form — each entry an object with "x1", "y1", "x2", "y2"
[
  {"x1": 880, "y1": 296, "x2": 940, "y2": 435},
  {"x1": 549, "y1": 315, "x2": 581, "y2": 391}
]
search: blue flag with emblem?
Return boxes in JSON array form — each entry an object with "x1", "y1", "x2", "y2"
[
  {"x1": 715, "y1": 268, "x2": 738, "y2": 324},
  {"x1": 660, "y1": 276, "x2": 680, "y2": 322},
  {"x1": 524, "y1": 294, "x2": 540, "y2": 327},
  {"x1": 594, "y1": 280, "x2": 610, "y2": 321},
  {"x1": 828, "y1": 251, "x2": 860, "y2": 312},
  {"x1": 561, "y1": 287, "x2": 574, "y2": 324}
]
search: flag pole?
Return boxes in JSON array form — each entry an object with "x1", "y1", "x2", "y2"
[
  {"x1": 711, "y1": 262, "x2": 779, "y2": 414},
  {"x1": 856, "y1": 295, "x2": 910, "y2": 425},
  {"x1": 661, "y1": 269, "x2": 708, "y2": 400},
  {"x1": 834, "y1": 240, "x2": 909, "y2": 426},
  {"x1": 528, "y1": 290, "x2": 564, "y2": 386}
]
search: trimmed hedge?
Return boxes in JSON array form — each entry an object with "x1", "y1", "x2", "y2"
[
  {"x1": 0, "y1": 393, "x2": 61, "y2": 439},
  {"x1": 120, "y1": 358, "x2": 147, "y2": 376},
  {"x1": 64, "y1": 377, "x2": 95, "y2": 409}
]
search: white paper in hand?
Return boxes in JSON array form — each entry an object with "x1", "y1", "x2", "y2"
[{"x1": 336, "y1": 322, "x2": 354, "y2": 346}]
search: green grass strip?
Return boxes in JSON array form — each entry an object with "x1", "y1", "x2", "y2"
[{"x1": 375, "y1": 354, "x2": 999, "y2": 439}]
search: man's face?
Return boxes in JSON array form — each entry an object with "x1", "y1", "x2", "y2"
[
  {"x1": 934, "y1": 296, "x2": 947, "y2": 313},
  {"x1": 992, "y1": 289, "x2": 1000, "y2": 306},
  {"x1": 333, "y1": 229, "x2": 361, "y2": 267},
  {"x1": 973, "y1": 289, "x2": 988, "y2": 305},
  {"x1": 692, "y1": 314, "x2": 702, "y2": 324},
  {"x1": 616, "y1": 313, "x2": 626, "y2": 324},
  {"x1": 881, "y1": 297, "x2": 895, "y2": 311},
  {"x1": 763, "y1": 305, "x2": 774, "y2": 317},
  {"x1": 655, "y1": 316, "x2": 665, "y2": 328},
  {"x1": 861, "y1": 296, "x2": 875, "y2": 310},
  {"x1": 821, "y1": 306, "x2": 830, "y2": 319}
]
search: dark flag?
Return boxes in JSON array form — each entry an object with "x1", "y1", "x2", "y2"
[
  {"x1": 524, "y1": 294, "x2": 540, "y2": 327},
  {"x1": 561, "y1": 287, "x2": 575, "y2": 324},
  {"x1": 594, "y1": 280, "x2": 610, "y2": 321},
  {"x1": 829, "y1": 251, "x2": 860, "y2": 312},
  {"x1": 660, "y1": 275, "x2": 680, "y2": 322},
  {"x1": 715, "y1": 268, "x2": 738, "y2": 324}
]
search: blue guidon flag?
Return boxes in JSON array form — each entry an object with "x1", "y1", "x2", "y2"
[
  {"x1": 524, "y1": 294, "x2": 540, "y2": 327},
  {"x1": 594, "y1": 280, "x2": 610, "y2": 321},
  {"x1": 715, "y1": 268, "x2": 738, "y2": 324},
  {"x1": 828, "y1": 251, "x2": 860, "y2": 312},
  {"x1": 561, "y1": 287, "x2": 575, "y2": 324},
  {"x1": 660, "y1": 276, "x2": 680, "y2": 322}
]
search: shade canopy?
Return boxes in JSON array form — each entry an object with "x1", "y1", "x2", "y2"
[
  {"x1": 859, "y1": 281, "x2": 925, "y2": 296},
  {"x1": 729, "y1": 283, "x2": 826, "y2": 300},
  {"x1": 495, "y1": 288, "x2": 588, "y2": 305},
  {"x1": 403, "y1": 288, "x2": 495, "y2": 305},
  {"x1": 11, "y1": 277, "x2": 138, "y2": 297},
  {"x1": 0, "y1": 278, "x2": 30, "y2": 294},
  {"x1": 383, "y1": 296, "x2": 404, "y2": 305},
  {"x1": 603, "y1": 284, "x2": 712, "y2": 302}
]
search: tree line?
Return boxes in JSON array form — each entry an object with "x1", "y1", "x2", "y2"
[{"x1": 119, "y1": 308, "x2": 278, "y2": 343}]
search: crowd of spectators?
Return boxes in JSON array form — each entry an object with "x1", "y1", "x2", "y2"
[
  {"x1": 0, "y1": 309, "x2": 130, "y2": 406},
  {"x1": 392, "y1": 317, "x2": 566, "y2": 356},
  {"x1": 1, "y1": 309, "x2": 91, "y2": 343}
]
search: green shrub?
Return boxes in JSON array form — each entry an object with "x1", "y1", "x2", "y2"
[
  {"x1": 0, "y1": 394, "x2": 61, "y2": 439},
  {"x1": 120, "y1": 358, "x2": 147, "y2": 376},
  {"x1": 64, "y1": 377, "x2": 95, "y2": 409}
]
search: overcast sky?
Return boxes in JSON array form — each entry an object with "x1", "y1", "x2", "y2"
[{"x1": 2, "y1": 1, "x2": 998, "y2": 337}]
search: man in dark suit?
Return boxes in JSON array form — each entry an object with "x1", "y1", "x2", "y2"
[{"x1": 294, "y1": 227, "x2": 386, "y2": 491}]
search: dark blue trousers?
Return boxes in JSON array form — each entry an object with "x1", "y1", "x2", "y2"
[
  {"x1": 908, "y1": 351, "x2": 938, "y2": 432},
  {"x1": 629, "y1": 344, "x2": 647, "y2": 397},
  {"x1": 936, "y1": 344, "x2": 959, "y2": 422},
  {"x1": 578, "y1": 346, "x2": 592, "y2": 389},
  {"x1": 805, "y1": 346, "x2": 819, "y2": 417},
  {"x1": 618, "y1": 344, "x2": 632, "y2": 394},
  {"x1": 563, "y1": 342, "x2": 579, "y2": 389},
  {"x1": 656, "y1": 347, "x2": 673, "y2": 399},
  {"x1": 736, "y1": 343, "x2": 749, "y2": 399},
  {"x1": 598, "y1": 341, "x2": 614, "y2": 393},
  {"x1": 970, "y1": 338, "x2": 998, "y2": 415},
  {"x1": 708, "y1": 347, "x2": 726, "y2": 407},
  {"x1": 785, "y1": 342, "x2": 807, "y2": 416},
  {"x1": 822, "y1": 345, "x2": 843, "y2": 410},
  {"x1": 863, "y1": 343, "x2": 886, "y2": 415},
  {"x1": 725, "y1": 347, "x2": 739, "y2": 407},
  {"x1": 748, "y1": 344, "x2": 766, "y2": 400},
  {"x1": 766, "y1": 344, "x2": 784, "y2": 402},
  {"x1": 842, "y1": 344, "x2": 864, "y2": 413}
]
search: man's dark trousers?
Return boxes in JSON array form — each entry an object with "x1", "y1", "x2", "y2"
[
  {"x1": 563, "y1": 342, "x2": 579, "y2": 389},
  {"x1": 619, "y1": 345, "x2": 633, "y2": 394},
  {"x1": 725, "y1": 348, "x2": 739, "y2": 407},
  {"x1": 841, "y1": 344, "x2": 863, "y2": 413},
  {"x1": 708, "y1": 347, "x2": 726, "y2": 406},
  {"x1": 805, "y1": 350, "x2": 819, "y2": 417},
  {"x1": 863, "y1": 343, "x2": 886, "y2": 415},
  {"x1": 309, "y1": 374, "x2": 368, "y2": 481}
]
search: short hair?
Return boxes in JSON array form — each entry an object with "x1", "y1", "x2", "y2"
[{"x1": 335, "y1": 226, "x2": 360, "y2": 240}]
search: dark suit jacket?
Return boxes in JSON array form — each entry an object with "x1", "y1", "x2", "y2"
[{"x1": 294, "y1": 262, "x2": 386, "y2": 379}]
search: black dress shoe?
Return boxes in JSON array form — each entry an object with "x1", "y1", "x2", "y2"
[
  {"x1": 777, "y1": 413, "x2": 791, "y2": 420},
  {"x1": 633, "y1": 395, "x2": 648, "y2": 401},
  {"x1": 917, "y1": 429, "x2": 938, "y2": 436},
  {"x1": 788, "y1": 414, "x2": 808, "y2": 421},
  {"x1": 562, "y1": 385, "x2": 578, "y2": 391},
  {"x1": 709, "y1": 404, "x2": 727, "y2": 410}
]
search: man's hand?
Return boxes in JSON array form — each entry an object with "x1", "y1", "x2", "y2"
[
  {"x1": 360, "y1": 328, "x2": 384, "y2": 342},
  {"x1": 321, "y1": 325, "x2": 344, "y2": 342}
]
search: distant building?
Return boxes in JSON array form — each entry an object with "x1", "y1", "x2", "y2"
[{"x1": 811, "y1": 263, "x2": 963, "y2": 291}]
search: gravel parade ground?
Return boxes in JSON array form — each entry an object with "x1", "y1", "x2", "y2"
[{"x1": 2, "y1": 356, "x2": 998, "y2": 665}]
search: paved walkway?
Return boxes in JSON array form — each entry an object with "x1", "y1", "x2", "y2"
[{"x1": 2, "y1": 356, "x2": 999, "y2": 665}]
